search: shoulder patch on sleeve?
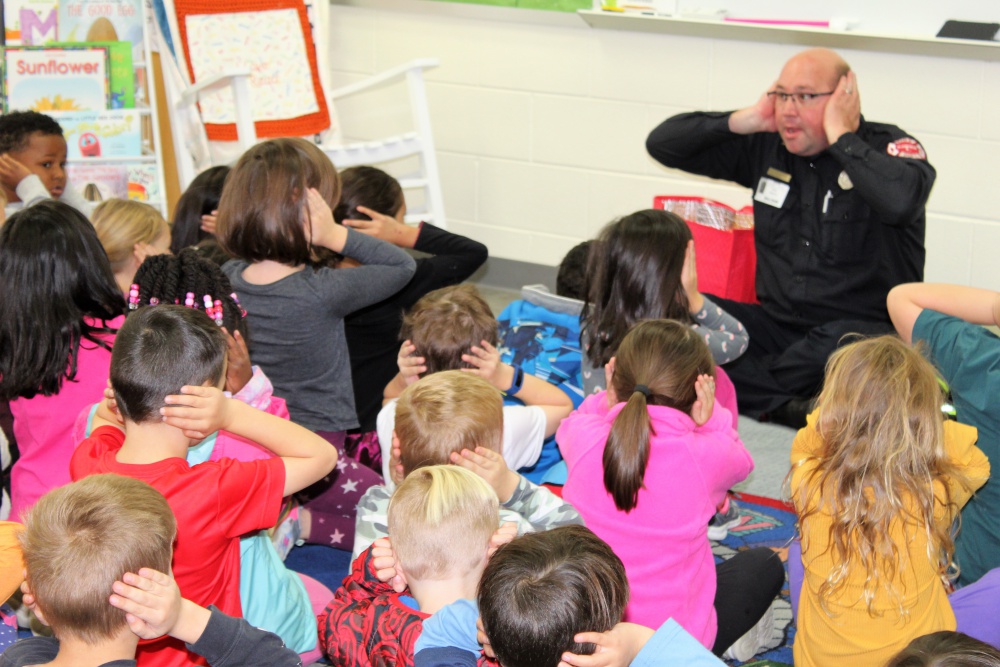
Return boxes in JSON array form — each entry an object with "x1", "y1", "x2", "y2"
[{"x1": 886, "y1": 137, "x2": 927, "y2": 160}]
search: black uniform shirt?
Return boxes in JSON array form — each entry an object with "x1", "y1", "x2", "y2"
[{"x1": 647, "y1": 112, "x2": 936, "y2": 329}]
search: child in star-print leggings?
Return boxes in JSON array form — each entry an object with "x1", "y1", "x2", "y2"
[{"x1": 297, "y1": 431, "x2": 383, "y2": 549}]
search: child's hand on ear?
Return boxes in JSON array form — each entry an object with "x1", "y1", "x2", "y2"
[
  {"x1": 488, "y1": 521, "x2": 518, "y2": 558},
  {"x1": 0, "y1": 154, "x2": 31, "y2": 191},
  {"x1": 103, "y1": 380, "x2": 124, "y2": 424},
  {"x1": 451, "y1": 446, "x2": 519, "y2": 503},
  {"x1": 200, "y1": 210, "x2": 218, "y2": 234},
  {"x1": 461, "y1": 340, "x2": 508, "y2": 390},
  {"x1": 558, "y1": 623, "x2": 655, "y2": 667},
  {"x1": 304, "y1": 187, "x2": 347, "y2": 252},
  {"x1": 397, "y1": 340, "x2": 426, "y2": 385},
  {"x1": 477, "y1": 617, "x2": 495, "y2": 659},
  {"x1": 222, "y1": 328, "x2": 253, "y2": 394},
  {"x1": 161, "y1": 385, "x2": 231, "y2": 440},
  {"x1": 681, "y1": 239, "x2": 705, "y2": 314},
  {"x1": 371, "y1": 537, "x2": 408, "y2": 592},
  {"x1": 109, "y1": 568, "x2": 182, "y2": 640},
  {"x1": 690, "y1": 374, "x2": 716, "y2": 426}
]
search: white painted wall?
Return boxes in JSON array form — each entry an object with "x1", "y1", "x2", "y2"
[{"x1": 328, "y1": 1, "x2": 1000, "y2": 288}]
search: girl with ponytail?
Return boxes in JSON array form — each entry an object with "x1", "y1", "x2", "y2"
[{"x1": 557, "y1": 319, "x2": 782, "y2": 659}]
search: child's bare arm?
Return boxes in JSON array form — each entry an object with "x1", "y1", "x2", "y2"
[
  {"x1": 162, "y1": 386, "x2": 337, "y2": 495},
  {"x1": 888, "y1": 283, "x2": 1000, "y2": 344},
  {"x1": 462, "y1": 340, "x2": 573, "y2": 437}
]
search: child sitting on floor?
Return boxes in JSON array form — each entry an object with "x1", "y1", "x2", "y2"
[
  {"x1": 0, "y1": 111, "x2": 93, "y2": 218},
  {"x1": 319, "y1": 465, "x2": 498, "y2": 667},
  {"x1": 790, "y1": 336, "x2": 995, "y2": 667},
  {"x1": 354, "y1": 370, "x2": 581, "y2": 559},
  {"x1": 379, "y1": 284, "x2": 573, "y2": 487},
  {"x1": 2, "y1": 474, "x2": 302, "y2": 667},
  {"x1": 70, "y1": 305, "x2": 338, "y2": 667},
  {"x1": 413, "y1": 525, "x2": 724, "y2": 667}
]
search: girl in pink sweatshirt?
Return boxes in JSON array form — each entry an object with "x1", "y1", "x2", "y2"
[{"x1": 557, "y1": 319, "x2": 782, "y2": 660}]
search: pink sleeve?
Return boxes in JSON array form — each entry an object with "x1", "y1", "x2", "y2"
[
  {"x1": 715, "y1": 367, "x2": 739, "y2": 430},
  {"x1": 693, "y1": 406, "x2": 753, "y2": 498},
  {"x1": 556, "y1": 393, "x2": 609, "y2": 467}
]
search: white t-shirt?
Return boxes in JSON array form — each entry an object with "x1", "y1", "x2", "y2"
[{"x1": 376, "y1": 398, "x2": 547, "y2": 491}]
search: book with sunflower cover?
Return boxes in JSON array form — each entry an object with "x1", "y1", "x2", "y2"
[{"x1": 3, "y1": 44, "x2": 110, "y2": 112}]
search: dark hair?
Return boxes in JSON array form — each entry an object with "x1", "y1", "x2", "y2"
[
  {"x1": 582, "y1": 209, "x2": 693, "y2": 368},
  {"x1": 886, "y1": 632, "x2": 1000, "y2": 667},
  {"x1": 216, "y1": 137, "x2": 341, "y2": 266},
  {"x1": 0, "y1": 201, "x2": 124, "y2": 400},
  {"x1": 556, "y1": 241, "x2": 592, "y2": 300},
  {"x1": 111, "y1": 306, "x2": 226, "y2": 423},
  {"x1": 0, "y1": 110, "x2": 64, "y2": 154},
  {"x1": 332, "y1": 165, "x2": 405, "y2": 223},
  {"x1": 132, "y1": 249, "x2": 246, "y2": 337},
  {"x1": 400, "y1": 285, "x2": 497, "y2": 377},
  {"x1": 478, "y1": 526, "x2": 629, "y2": 667},
  {"x1": 605, "y1": 320, "x2": 713, "y2": 512},
  {"x1": 170, "y1": 166, "x2": 230, "y2": 255}
]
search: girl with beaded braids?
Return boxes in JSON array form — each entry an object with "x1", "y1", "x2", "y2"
[
  {"x1": 83, "y1": 248, "x2": 326, "y2": 657},
  {"x1": 557, "y1": 319, "x2": 782, "y2": 660}
]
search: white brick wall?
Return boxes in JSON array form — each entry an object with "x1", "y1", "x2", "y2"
[{"x1": 328, "y1": 2, "x2": 1000, "y2": 289}]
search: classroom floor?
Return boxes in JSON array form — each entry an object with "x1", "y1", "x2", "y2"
[{"x1": 477, "y1": 284, "x2": 797, "y2": 501}]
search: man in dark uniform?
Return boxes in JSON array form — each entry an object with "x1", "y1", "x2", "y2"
[{"x1": 646, "y1": 48, "x2": 935, "y2": 427}]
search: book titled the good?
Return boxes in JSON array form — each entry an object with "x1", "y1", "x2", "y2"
[
  {"x1": 58, "y1": 0, "x2": 145, "y2": 62},
  {"x1": 3, "y1": 45, "x2": 110, "y2": 112}
]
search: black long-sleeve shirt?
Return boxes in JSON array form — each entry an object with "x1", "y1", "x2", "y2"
[
  {"x1": 647, "y1": 112, "x2": 936, "y2": 329},
  {"x1": 346, "y1": 222, "x2": 488, "y2": 432}
]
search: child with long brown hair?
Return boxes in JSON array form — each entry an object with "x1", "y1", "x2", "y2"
[
  {"x1": 557, "y1": 319, "x2": 783, "y2": 661},
  {"x1": 790, "y1": 335, "x2": 995, "y2": 667}
]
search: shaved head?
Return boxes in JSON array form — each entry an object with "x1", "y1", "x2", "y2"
[{"x1": 773, "y1": 48, "x2": 853, "y2": 156}]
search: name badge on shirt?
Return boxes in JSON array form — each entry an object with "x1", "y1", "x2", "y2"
[{"x1": 754, "y1": 177, "x2": 790, "y2": 209}]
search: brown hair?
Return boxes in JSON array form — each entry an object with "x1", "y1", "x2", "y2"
[
  {"x1": 333, "y1": 165, "x2": 405, "y2": 223},
  {"x1": 400, "y1": 285, "x2": 498, "y2": 376},
  {"x1": 795, "y1": 336, "x2": 974, "y2": 615},
  {"x1": 606, "y1": 319, "x2": 714, "y2": 512},
  {"x1": 886, "y1": 631, "x2": 1000, "y2": 667},
  {"x1": 478, "y1": 525, "x2": 629, "y2": 667},
  {"x1": 582, "y1": 209, "x2": 693, "y2": 368},
  {"x1": 388, "y1": 465, "x2": 498, "y2": 581},
  {"x1": 20, "y1": 475, "x2": 176, "y2": 643},
  {"x1": 216, "y1": 137, "x2": 341, "y2": 266},
  {"x1": 92, "y1": 199, "x2": 169, "y2": 272},
  {"x1": 395, "y1": 370, "x2": 503, "y2": 476}
]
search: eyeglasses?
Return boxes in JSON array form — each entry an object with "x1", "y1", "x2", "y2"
[{"x1": 767, "y1": 91, "x2": 834, "y2": 106}]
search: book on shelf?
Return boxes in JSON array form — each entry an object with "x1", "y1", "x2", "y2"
[
  {"x1": 4, "y1": 0, "x2": 58, "y2": 46},
  {"x1": 51, "y1": 109, "x2": 143, "y2": 158},
  {"x1": 3, "y1": 44, "x2": 110, "y2": 112},
  {"x1": 52, "y1": 41, "x2": 134, "y2": 108},
  {"x1": 67, "y1": 162, "x2": 160, "y2": 204},
  {"x1": 58, "y1": 0, "x2": 145, "y2": 62}
]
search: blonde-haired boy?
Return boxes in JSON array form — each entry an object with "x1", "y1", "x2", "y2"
[
  {"x1": 354, "y1": 371, "x2": 581, "y2": 559},
  {"x1": 320, "y1": 465, "x2": 497, "y2": 667},
  {"x1": 5, "y1": 474, "x2": 303, "y2": 667}
]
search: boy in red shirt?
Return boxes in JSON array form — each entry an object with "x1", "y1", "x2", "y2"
[{"x1": 71, "y1": 305, "x2": 338, "y2": 667}]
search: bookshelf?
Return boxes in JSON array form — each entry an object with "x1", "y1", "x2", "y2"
[{"x1": 2, "y1": 0, "x2": 170, "y2": 217}]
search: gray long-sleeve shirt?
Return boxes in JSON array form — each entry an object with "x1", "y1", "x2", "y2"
[{"x1": 222, "y1": 229, "x2": 415, "y2": 432}]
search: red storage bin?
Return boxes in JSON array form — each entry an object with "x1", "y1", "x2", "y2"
[{"x1": 653, "y1": 196, "x2": 758, "y2": 304}]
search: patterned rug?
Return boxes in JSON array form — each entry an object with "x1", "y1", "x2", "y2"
[{"x1": 717, "y1": 492, "x2": 797, "y2": 667}]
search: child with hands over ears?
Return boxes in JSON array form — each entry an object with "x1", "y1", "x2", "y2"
[
  {"x1": 557, "y1": 320, "x2": 782, "y2": 660},
  {"x1": 380, "y1": 285, "x2": 573, "y2": 488},
  {"x1": 70, "y1": 305, "x2": 337, "y2": 667}
]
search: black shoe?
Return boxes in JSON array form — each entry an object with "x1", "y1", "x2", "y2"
[{"x1": 767, "y1": 397, "x2": 815, "y2": 430}]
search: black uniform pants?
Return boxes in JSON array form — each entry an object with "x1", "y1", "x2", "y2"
[
  {"x1": 712, "y1": 547, "x2": 785, "y2": 655},
  {"x1": 707, "y1": 296, "x2": 895, "y2": 418}
]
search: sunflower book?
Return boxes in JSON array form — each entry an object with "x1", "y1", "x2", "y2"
[{"x1": 3, "y1": 44, "x2": 110, "y2": 112}]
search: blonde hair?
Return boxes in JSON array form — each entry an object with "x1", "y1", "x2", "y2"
[
  {"x1": 395, "y1": 370, "x2": 504, "y2": 476},
  {"x1": 20, "y1": 475, "x2": 176, "y2": 643},
  {"x1": 388, "y1": 465, "x2": 498, "y2": 581},
  {"x1": 92, "y1": 199, "x2": 169, "y2": 271},
  {"x1": 606, "y1": 319, "x2": 714, "y2": 512},
  {"x1": 795, "y1": 335, "x2": 973, "y2": 615}
]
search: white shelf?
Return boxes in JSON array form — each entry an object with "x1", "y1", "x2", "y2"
[
  {"x1": 69, "y1": 155, "x2": 158, "y2": 164},
  {"x1": 577, "y1": 10, "x2": 1000, "y2": 61}
]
